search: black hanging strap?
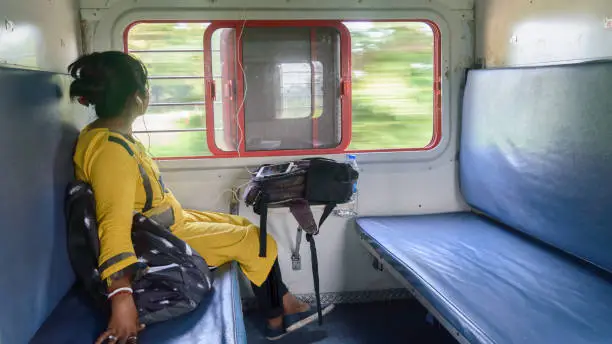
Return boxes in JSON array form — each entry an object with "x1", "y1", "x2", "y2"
[
  {"x1": 318, "y1": 203, "x2": 336, "y2": 228},
  {"x1": 257, "y1": 197, "x2": 338, "y2": 325},
  {"x1": 307, "y1": 202, "x2": 337, "y2": 326},
  {"x1": 290, "y1": 201, "x2": 336, "y2": 270},
  {"x1": 306, "y1": 233, "x2": 322, "y2": 325},
  {"x1": 258, "y1": 193, "x2": 269, "y2": 257}
]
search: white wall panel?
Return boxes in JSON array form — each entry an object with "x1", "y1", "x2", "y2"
[
  {"x1": 0, "y1": 0, "x2": 81, "y2": 72},
  {"x1": 475, "y1": 0, "x2": 612, "y2": 67}
]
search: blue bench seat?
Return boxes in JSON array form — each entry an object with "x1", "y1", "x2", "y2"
[
  {"x1": 0, "y1": 69, "x2": 247, "y2": 343},
  {"x1": 30, "y1": 263, "x2": 247, "y2": 344},
  {"x1": 357, "y1": 213, "x2": 612, "y2": 344}
]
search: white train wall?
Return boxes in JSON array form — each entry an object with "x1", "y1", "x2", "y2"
[
  {"x1": 476, "y1": 0, "x2": 612, "y2": 67},
  {"x1": 8, "y1": 0, "x2": 610, "y2": 297}
]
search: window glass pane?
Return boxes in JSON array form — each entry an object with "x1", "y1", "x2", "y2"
[
  {"x1": 135, "y1": 51, "x2": 204, "y2": 77},
  {"x1": 345, "y1": 21, "x2": 435, "y2": 150},
  {"x1": 148, "y1": 78, "x2": 205, "y2": 104},
  {"x1": 134, "y1": 131, "x2": 210, "y2": 158},
  {"x1": 133, "y1": 105, "x2": 205, "y2": 132},
  {"x1": 127, "y1": 23, "x2": 208, "y2": 51},
  {"x1": 127, "y1": 22, "x2": 210, "y2": 158}
]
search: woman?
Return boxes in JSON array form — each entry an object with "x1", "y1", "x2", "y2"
[{"x1": 69, "y1": 51, "x2": 332, "y2": 344}]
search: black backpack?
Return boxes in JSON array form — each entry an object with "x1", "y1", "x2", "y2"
[
  {"x1": 65, "y1": 136, "x2": 214, "y2": 325},
  {"x1": 243, "y1": 157, "x2": 359, "y2": 324}
]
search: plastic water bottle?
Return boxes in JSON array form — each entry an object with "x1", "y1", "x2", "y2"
[{"x1": 333, "y1": 154, "x2": 359, "y2": 218}]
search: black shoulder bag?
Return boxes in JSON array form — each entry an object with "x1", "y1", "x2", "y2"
[{"x1": 243, "y1": 157, "x2": 359, "y2": 324}]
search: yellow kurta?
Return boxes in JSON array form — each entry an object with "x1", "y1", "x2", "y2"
[{"x1": 73, "y1": 127, "x2": 277, "y2": 286}]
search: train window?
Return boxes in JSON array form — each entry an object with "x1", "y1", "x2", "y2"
[
  {"x1": 124, "y1": 20, "x2": 440, "y2": 159},
  {"x1": 346, "y1": 21, "x2": 440, "y2": 152},
  {"x1": 125, "y1": 22, "x2": 211, "y2": 158},
  {"x1": 203, "y1": 22, "x2": 351, "y2": 156}
]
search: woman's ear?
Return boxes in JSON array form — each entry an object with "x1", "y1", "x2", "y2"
[
  {"x1": 133, "y1": 93, "x2": 146, "y2": 115},
  {"x1": 135, "y1": 95, "x2": 144, "y2": 108}
]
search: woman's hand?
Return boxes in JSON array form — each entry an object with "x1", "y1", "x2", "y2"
[{"x1": 95, "y1": 293, "x2": 145, "y2": 344}]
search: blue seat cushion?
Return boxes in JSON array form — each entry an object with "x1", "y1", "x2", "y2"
[
  {"x1": 357, "y1": 213, "x2": 612, "y2": 344},
  {"x1": 30, "y1": 263, "x2": 247, "y2": 344},
  {"x1": 461, "y1": 62, "x2": 612, "y2": 273},
  {"x1": 0, "y1": 68, "x2": 79, "y2": 344}
]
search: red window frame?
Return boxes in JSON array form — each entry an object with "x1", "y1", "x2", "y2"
[
  {"x1": 122, "y1": 19, "x2": 441, "y2": 160},
  {"x1": 203, "y1": 20, "x2": 352, "y2": 158}
]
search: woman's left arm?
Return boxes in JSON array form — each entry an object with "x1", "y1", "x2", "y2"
[
  {"x1": 87, "y1": 139, "x2": 145, "y2": 343},
  {"x1": 88, "y1": 141, "x2": 142, "y2": 282}
]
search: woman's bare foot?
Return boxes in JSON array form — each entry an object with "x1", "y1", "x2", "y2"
[
  {"x1": 265, "y1": 296, "x2": 336, "y2": 339},
  {"x1": 282, "y1": 293, "x2": 310, "y2": 315},
  {"x1": 265, "y1": 293, "x2": 310, "y2": 331},
  {"x1": 267, "y1": 316, "x2": 283, "y2": 330}
]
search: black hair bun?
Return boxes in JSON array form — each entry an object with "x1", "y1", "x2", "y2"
[
  {"x1": 68, "y1": 53, "x2": 106, "y2": 106},
  {"x1": 67, "y1": 51, "x2": 148, "y2": 119}
]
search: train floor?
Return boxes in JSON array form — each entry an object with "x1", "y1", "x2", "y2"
[{"x1": 244, "y1": 299, "x2": 458, "y2": 344}]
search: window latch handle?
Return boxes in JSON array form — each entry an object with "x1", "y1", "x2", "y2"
[
  {"x1": 207, "y1": 80, "x2": 216, "y2": 102},
  {"x1": 226, "y1": 80, "x2": 234, "y2": 101},
  {"x1": 340, "y1": 78, "x2": 351, "y2": 97}
]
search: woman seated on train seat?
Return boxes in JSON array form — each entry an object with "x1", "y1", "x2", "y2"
[{"x1": 69, "y1": 51, "x2": 333, "y2": 344}]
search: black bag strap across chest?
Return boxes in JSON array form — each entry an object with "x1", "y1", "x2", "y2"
[{"x1": 107, "y1": 135, "x2": 154, "y2": 213}]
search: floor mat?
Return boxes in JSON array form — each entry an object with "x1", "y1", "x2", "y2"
[{"x1": 244, "y1": 299, "x2": 458, "y2": 344}]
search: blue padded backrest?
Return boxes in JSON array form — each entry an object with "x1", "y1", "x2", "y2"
[
  {"x1": 461, "y1": 61, "x2": 612, "y2": 273},
  {"x1": 0, "y1": 68, "x2": 82, "y2": 343}
]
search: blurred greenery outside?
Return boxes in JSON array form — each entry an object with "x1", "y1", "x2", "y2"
[{"x1": 127, "y1": 22, "x2": 434, "y2": 157}]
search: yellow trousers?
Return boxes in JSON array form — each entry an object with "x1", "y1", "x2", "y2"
[{"x1": 172, "y1": 210, "x2": 278, "y2": 287}]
